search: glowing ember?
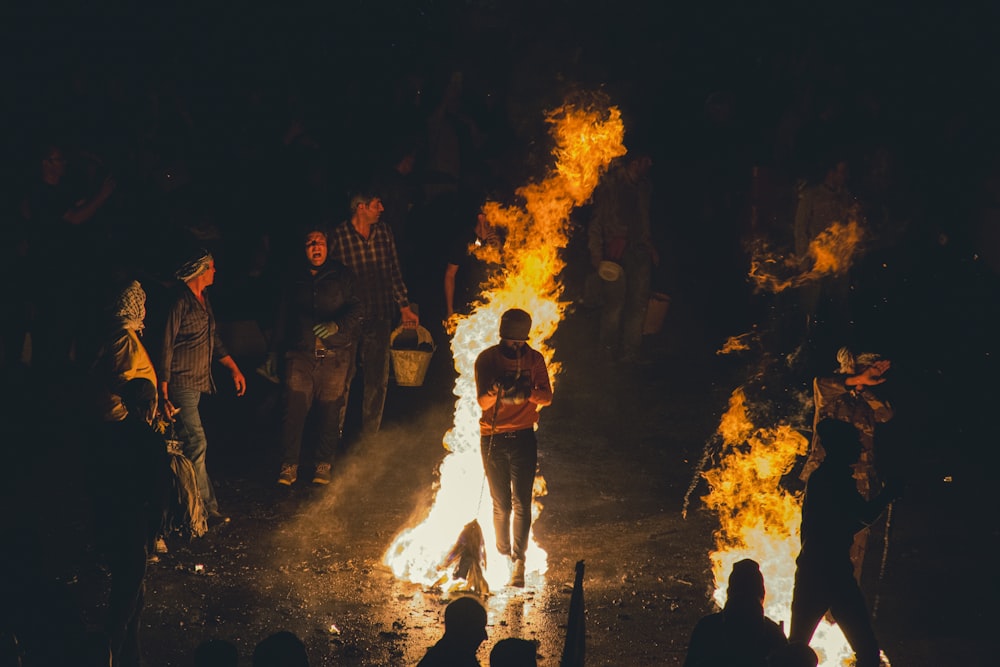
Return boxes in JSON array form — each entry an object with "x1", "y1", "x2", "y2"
[
  {"x1": 750, "y1": 221, "x2": 865, "y2": 293},
  {"x1": 383, "y1": 100, "x2": 626, "y2": 594},
  {"x1": 701, "y1": 387, "x2": 885, "y2": 666}
]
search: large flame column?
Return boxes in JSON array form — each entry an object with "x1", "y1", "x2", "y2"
[{"x1": 384, "y1": 102, "x2": 626, "y2": 593}]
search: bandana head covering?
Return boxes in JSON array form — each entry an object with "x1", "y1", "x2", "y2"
[
  {"x1": 836, "y1": 347, "x2": 883, "y2": 374},
  {"x1": 112, "y1": 280, "x2": 146, "y2": 332},
  {"x1": 175, "y1": 248, "x2": 213, "y2": 283}
]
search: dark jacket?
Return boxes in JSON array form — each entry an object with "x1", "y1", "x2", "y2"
[{"x1": 272, "y1": 259, "x2": 362, "y2": 353}]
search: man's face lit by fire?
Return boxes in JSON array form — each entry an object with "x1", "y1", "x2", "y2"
[
  {"x1": 357, "y1": 197, "x2": 384, "y2": 225},
  {"x1": 305, "y1": 231, "x2": 328, "y2": 267}
]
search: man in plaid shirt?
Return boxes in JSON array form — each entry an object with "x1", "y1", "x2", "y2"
[{"x1": 328, "y1": 191, "x2": 418, "y2": 438}]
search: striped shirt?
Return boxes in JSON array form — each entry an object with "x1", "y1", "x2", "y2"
[
  {"x1": 327, "y1": 219, "x2": 410, "y2": 321},
  {"x1": 159, "y1": 285, "x2": 230, "y2": 393}
]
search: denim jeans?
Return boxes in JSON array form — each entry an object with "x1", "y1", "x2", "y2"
[
  {"x1": 481, "y1": 429, "x2": 538, "y2": 561},
  {"x1": 170, "y1": 385, "x2": 218, "y2": 513},
  {"x1": 281, "y1": 347, "x2": 354, "y2": 466}
]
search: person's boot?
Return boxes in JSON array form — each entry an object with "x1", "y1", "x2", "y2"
[
  {"x1": 278, "y1": 463, "x2": 298, "y2": 486},
  {"x1": 510, "y1": 558, "x2": 526, "y2": 587},
  {"x1": 312, "y1": 462, "x2": 332, "y2": 485}
]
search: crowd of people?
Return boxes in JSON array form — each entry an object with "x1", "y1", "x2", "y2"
[{"x1": 1, "y1": 4, "x2": 994, "y2": 666}]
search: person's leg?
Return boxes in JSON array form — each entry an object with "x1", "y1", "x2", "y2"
[
  {"x1": 830, "y1": 579, "x2": 881, "y2": 667},
  {"x1": 788, "y1": 565, "x2": 830, "y2": 646},
  {"x1": 170, "y1": 386, "x2": 218, "y2": 514},
  {"x1": 313, "y1": 347, "x2": 355, "y2": 464},
  {"x1": 482, "y1": 437, "x2": 512, "y2": 557},
  {"x1": 621, "y1": 253, "x2": 652, "y2": 361},
  {"x1": 599, "y1": 273, "x2": 626, "y2": 355},
  {"x1": 361, "y1": 320, "x2": 392, "y2": 437},
  {"x1": 279, "y1": 352, "x2": 315, "y2": 466},
  {"x1": 508, "y1": 431, "x2": 538, "y2": 562}
]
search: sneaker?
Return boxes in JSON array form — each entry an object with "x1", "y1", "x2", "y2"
[
  {"x1": 312, "y1": 462, "x2": 332, "y2": 485},
  {"x1": 278, "y1": 463, "x2": 298, "y2": 486},
  {"x1": 154, "y1": 537, "x2": 169, "y2": 554},
  {"x1": 510, "y1": 558, "x2": 526, "y2": 587},
  {"x1": 207, "y1": 510, "x2": 230, "y2": 530}
]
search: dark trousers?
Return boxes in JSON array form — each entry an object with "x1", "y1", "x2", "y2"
[
  {"x1": 599, "y1": 247, "x2": 651, "y2": 359},
  {"x1": 280, "y1": 347, "x2": 354, "y2": 466},
  {"x1": 104, "y1": 523, "x2": 148, "y2": 667},
  {"x1": 481, "y1": 429, "x2": 537, "y2": 561},
  {"x1": 789, "y1": 560, "x2": 880, "y2": 667},
  {"x1": 351, "y1": 319, "x2": 392, "y2": 437}
]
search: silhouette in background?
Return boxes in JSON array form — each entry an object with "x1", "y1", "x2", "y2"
[
  {"x1": 789, "y1": 419, "x2": 898, "y2": 667},
  {"x1": 683, "y1": 558, "x2": 788, "y2": 667},
  {"x1": 252, "y1": 630, "x2": 309, "y2": 667},
  {"x1": 416, "y1": 596, "x2": 489, "y2": 667},
  {"x1": 490, "y1": 637, "x2": 537, "y2": 667},
  {"x1": 193, "y1": 638, "x2": 238, "y2": 667}
]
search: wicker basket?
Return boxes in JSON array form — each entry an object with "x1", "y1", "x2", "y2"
[{"x1": 389, "y1": 325, "x2": 435, "y2": 387}]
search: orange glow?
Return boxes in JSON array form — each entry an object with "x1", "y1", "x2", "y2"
[
  {"x1": 750, "y1": 221, "x2": 865, "y2": 293},
  {"x1": 383, "y1": 102, "x2": 625, "y2": 595},
  {"x1": 701, "y1": 387, "x2": 885, "y2": 666}
]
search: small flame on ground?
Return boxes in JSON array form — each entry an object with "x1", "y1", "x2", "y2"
[
  {"x1": 701, "y1": 387, "x2": 879, "y2": 666},
  {"x1": 750, "y1": 221, "x2": 865, "y2": 293},
  {"x1": 383, "y1": 101, "x2": 625, "y2": 596}
]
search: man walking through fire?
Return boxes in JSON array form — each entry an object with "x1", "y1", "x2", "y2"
[
  {"x1": 474, "y1": 308, "x2": 553, "y2": 587},
  {"x1": 267, "y1": 225, "x2": 362, "y2": 486},
  {"x1": 790, "y1": 418, "x2": 899, "y2": 667},
  {"x1": 800, "y1": 346, "x2": 893, "y2": 581}
]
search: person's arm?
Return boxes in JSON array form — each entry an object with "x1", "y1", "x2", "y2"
[
  {"x1": 444, "y1": 262, "x2": 459, "y2": 318},
  {"x1": 475, "y1": 352, "x2": 500, "y2": 411},
  {"x1": 528, "y1": 351, "x2": 553, "y2": 407},
  {"x1": 63, "y1": 175, "x2": 116, "y2": 225},
  {"x1": 158, "y1": 297, "x2": 183, "y2": 419},
  {"x1": 385, "y1": 227, "x2": 418, "y2": 327},
  {"x1": 218, "y1": 355, "x2": 246, "y2": 397}
]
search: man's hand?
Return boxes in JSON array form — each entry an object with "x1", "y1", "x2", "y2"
[
  {"x1": 855, "y1": 360, "x2": 891, "y2": 387},
  {"x1": 231, "y1": 367, "x2": 247, "y2": 397},
  {"x1": 400, "y1": 305, "x2": 419, "y2": 329},
  {"x1": 313, "y1": 321, "x2": 339, "y2": 339}
]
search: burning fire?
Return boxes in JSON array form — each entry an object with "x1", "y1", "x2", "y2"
[
  {"x1": 750, "y1": 221, "x2": 865, "y2": 293},
  {"x1": 700, "y1": 386, "x2": 883, "y2": 666},
  {"x1": 383, "y1": 100, "x2": 626, "y2": 594}
]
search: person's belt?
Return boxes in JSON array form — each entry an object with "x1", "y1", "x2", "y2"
[
  {"x1": 500, "y1": 428, "x2": 531, "y2": 439},
  {"x1": 315, "y1": 348, "x2": 328, "y2": 358}
]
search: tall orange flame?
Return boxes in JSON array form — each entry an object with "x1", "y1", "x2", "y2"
[
  {"x1": 384, "y1": 102, "x2": 626, "y2": 595},
  {"x1": 702, "y1": 387, "x2": 881, "y2": 666}
]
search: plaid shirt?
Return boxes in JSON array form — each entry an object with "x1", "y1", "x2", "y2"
[
  {"x1": 327, "y1": 219, "x2": 410, "y2": 321},
  {"x1": 158, "y1": 285, "x2": 230, "y2": 393}
]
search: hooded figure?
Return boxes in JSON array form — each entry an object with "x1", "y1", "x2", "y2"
[{"x1": 683, "y1": 558, "x2": 788, "y2": 667}]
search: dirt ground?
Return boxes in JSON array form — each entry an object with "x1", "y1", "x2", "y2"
[{"x1": 1, "y1": 290, "x2": 994, "y2": 666}]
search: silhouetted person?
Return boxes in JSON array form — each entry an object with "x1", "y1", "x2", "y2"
[
  {"x1": 490, "y1": 637, "x2": 537, "y2": 667},
  {"x1": 801, "y1": 347, "x2": 894, "y2": 582},
  {"x1": 194, "y1": 638, "x2": 238, "y2": 667},
  {"x1": 252, "y1": 631, "x2": 309, "y2": 667},
  {"x1": 587, "y1": 152, "x2": 660, "y2": 364},
  {"x1": 789, "y1": 419, "x2": 898, "y2": 667},
  {"x1": 767, "y1": 641, "x2": 818, "y2": 667},
  {"x1": 417, "y1": 596, "x2": 489, "y2": 667},
  {"x1": 683, "y1": 558, "x2": 788, "y2": 667},
  {"x1": 92, "y1": 378, "x2": 171, "y2": 667}
]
